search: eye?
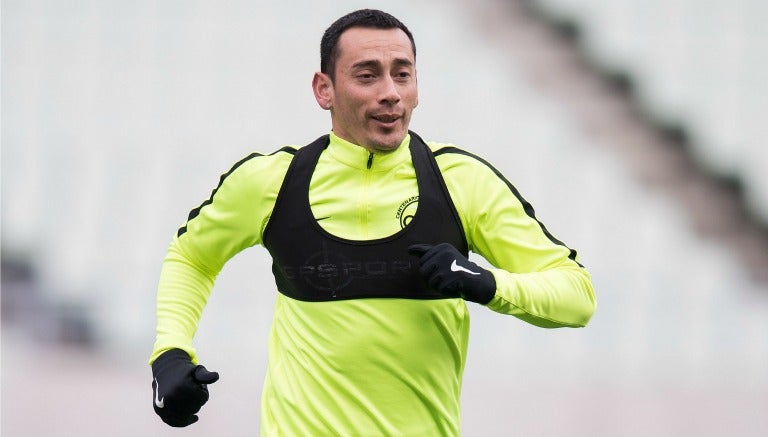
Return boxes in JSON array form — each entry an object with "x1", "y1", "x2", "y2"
[
  {"x1": 395, "y1": 71, "x2": 412, "y2": 82},
  {"x1": 357, "y1": 72, "x2": 376, "y2": 82}
]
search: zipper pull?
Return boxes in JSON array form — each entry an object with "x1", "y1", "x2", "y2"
[{"x1": 367, "y1": 152, "x2": 374, "y2": 169}]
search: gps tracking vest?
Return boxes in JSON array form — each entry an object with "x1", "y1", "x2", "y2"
[{"x1": 263, "y1": 132, "x2": 468, "y2": 302}]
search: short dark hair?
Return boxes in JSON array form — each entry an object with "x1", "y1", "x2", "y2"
[{"x1": 320, "y1": 9, "x2": 416, "y2": 81}]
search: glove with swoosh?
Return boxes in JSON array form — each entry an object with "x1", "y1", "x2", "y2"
[
  {"x1": 151, "y1": 348, "x2": 219, "y2": 427},
  {"x1": 408, "y1": 243, "x2": 496, "y2": 304}
]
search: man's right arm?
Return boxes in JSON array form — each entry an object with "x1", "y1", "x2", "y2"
[
  {"x1": 150, "y1": 148, "x2": 296, "y2": 364},
  {"x1": 150, "y1": 244, "x2": 218, "y2": 364}
]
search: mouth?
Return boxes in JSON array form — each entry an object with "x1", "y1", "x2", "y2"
[{"x1": 371, "y1": 113, "x2": 402, "y2": 128}]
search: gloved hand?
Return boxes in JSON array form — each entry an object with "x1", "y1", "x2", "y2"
[
  {"x1": 151, "y1": 348, "x2": 219, "y2": 427},
  {"x1": 408, "y1": 243, "x2": 496, "y2": 304}
]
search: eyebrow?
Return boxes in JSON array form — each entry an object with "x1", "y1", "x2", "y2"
[{"x1": 350, "y1": 57, "x2": 414, "y2": 71}]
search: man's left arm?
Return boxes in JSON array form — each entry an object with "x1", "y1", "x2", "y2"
[{"x1": 435, "y1": 147, "x2": 596, "y2": 328}]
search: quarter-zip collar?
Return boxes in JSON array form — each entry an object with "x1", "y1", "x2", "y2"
[{"x1": 327, "y1": 131, "x2": 412, "y2": 171}]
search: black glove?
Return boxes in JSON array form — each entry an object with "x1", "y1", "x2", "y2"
[
  {"x1": 408, "y1": 243, "x2": 496, "y2": 304},
  {"x1": 151, "y1": 348, "x2": 219, "y2": 427}
]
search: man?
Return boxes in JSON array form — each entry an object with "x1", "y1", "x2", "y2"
[{"x1": 150, "y1": 9, "x2": 596, "y2": 436}]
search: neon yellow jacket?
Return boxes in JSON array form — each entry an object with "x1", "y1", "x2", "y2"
[{"x1": 151, "y1": 132, "x2": 596, "y2": 436}]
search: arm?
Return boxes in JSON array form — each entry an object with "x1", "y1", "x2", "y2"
[
  {"x1": 435, "y1": 146, "x2": 596, "y2": 328},
  {"x1": 150, "y1": 150, "x2": 294, "y2": 364},
  {"x1": 150, "y1": 244, "x2": 218, "y2": 364},
  {"x1": 148, "y1": 152, "x2": 273, "y2": 427}
]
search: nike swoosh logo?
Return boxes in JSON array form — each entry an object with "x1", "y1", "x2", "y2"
[
  {"x1": 153, "y1": 378, "x2": 165, "y2": 409},
  {"x1": 450, "y1": 259, "x2": 480, "y2": 275}
]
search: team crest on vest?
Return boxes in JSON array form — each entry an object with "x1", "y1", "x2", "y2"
[{"x1": 396, "y1": 196, "x2": 419, "y2": 229}]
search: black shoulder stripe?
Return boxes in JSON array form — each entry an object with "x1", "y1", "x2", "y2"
[
  {"x1": 177, "y1": 147, "x2": 298, "y2": 237},
  {"x1": 270, "y1": 146, "x2": 298, "y2": 156},
  {"x1": 434, "y1": 147, "x2": 582, "y2": 267}
]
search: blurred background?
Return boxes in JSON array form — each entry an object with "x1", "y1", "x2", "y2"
[{"x1": 2, "y1": 0, "x2": 767, "y2": 435}]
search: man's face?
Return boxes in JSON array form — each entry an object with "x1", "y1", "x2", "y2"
[{"x1": 315, "y1": 27, "x2": 418, "y2": 153}]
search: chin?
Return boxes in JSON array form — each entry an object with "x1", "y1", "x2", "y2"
[
  {"x1": 370, "y1": 132, "x2": 407, "y2": 152},
  {"x1": 370, "y1": 141, "x2": 402, "y2": 153}
]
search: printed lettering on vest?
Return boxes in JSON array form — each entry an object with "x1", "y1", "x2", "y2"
[{"x1": 281, "y1": 250, "x2": 414, "y2": 296}]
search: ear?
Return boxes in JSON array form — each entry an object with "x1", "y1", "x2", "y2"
[{"x1": 312, "y1": 72, "x2": 333, "y2": 110}]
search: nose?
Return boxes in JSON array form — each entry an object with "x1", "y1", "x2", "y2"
[{"x1": 379, "y1": 76, "x2": 401, "y2": 105}]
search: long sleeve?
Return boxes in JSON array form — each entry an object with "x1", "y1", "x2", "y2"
[
  {"x1": 434, "y1": 145, "x2": 596, "y2": 328},
  {"x1": 150, "y1": 244, "x2": 217, "y2": 364},
  {"x1": 149, "y1": 149, "x2": 296, "y2": 364}
]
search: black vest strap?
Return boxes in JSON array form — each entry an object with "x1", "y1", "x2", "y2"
[{"x1": 262, "y1": 132, "x2": 467, "y2": 301}]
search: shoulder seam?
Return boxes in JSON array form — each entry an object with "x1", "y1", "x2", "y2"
[
  {"x1": 177, "y1": 148, "x2": 294, "y2": 237},
  {"x1": 270, "y1": 146, "x2": 298, "y2": 156},
  {"x1": 432, "y1": 146, "x2": 466, "y2": 157},
  {"x1": 435, "y1": 147, "x2": 583, "y2": 267}
]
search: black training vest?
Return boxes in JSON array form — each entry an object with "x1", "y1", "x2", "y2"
[{"x1": 262, "y1": 131, "x2": 467, "y2": 301}]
